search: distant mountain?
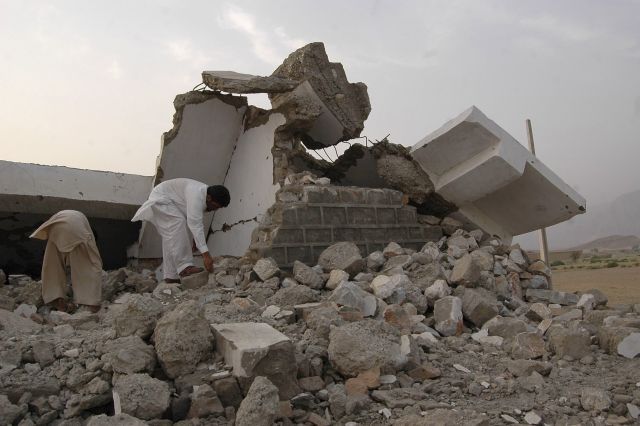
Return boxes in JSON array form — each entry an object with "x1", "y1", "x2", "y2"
[
  {"x1": 515, "y1": 189, "x2": 640, "y2": 250},
  {"x1": 569, "y1": 235, "x2": 640, "y2": 251}
]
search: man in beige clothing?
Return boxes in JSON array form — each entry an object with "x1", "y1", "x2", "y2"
[{"x1": 30, "y1": 210, "x2": 103, "y2": 312}]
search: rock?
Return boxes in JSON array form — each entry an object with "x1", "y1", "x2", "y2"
[
  {"x1": 510, "y1": 332, "x2": 546, "y2": 359},
  {"x1": 370, "y1": 274, "x2": 408, "y2": 304},
  {"x1": 32, "y1": 339, "x2": 56, "y2": 367},
  {"x1": 407, "y1": 365, "x2": 441, "y2": 380},
  {"x1": 383, "y1": 304, "x2": 411, "y2": 334},
  {"x1": 114, "y1": 294, "x2": 164, "y2": 339},
  {"x1": 409, "y1": 261, "x2": 447, "y2": 290},
  {"x1": 345, "y1": 377, "x2": 368, "y2": 395},
  {"x1": 424, "y1": 279, "x2": 451, "y2": 304},
  {"x1": 212, "y1": 322, "x2": 299, "y2": 399},
  {"x1": 548, "y1": 326, "x2": 591, "y2": 359},
  {"x1": 326, "y1": 269, "x2": 349, "y2": 290},
  {"x1": 525, "y1": 289, "x2": 579, "y2": 305},
  {"x1": 524, "y1": 411, "x2": 542, "y2": 425},
  {"x1": 367, "y1": 251, "x2": 386, "y2": 271},
  {"x1": 0, "y1": 269, "x2": 5, "y2": 285},
  {"x1": 598, "y1": 326, "x2": 638, "y2": 354},
  {"x1": 293, "y1": 261, "x2": 324, "y2": 289},
  {"x1": 253, "y1": 258, "x2": 280, "y2": 281},
  {"x1": 450, "y1": 254, "x2": 481, "y2": 287},
  {"x1": 14, "y1": 303, "x2": 37, "y2": 318},
  {"x1": 525, "y1": 303, "x2": 552, "y2": 322},
  {"x1": 328, "y1": 319, "x2": 406, "y2": 376},
  {"x1": 64, "y1": 377, "x2": 112, "y2": 417},
  {"x1": 470, "y1": 329, "x2": 504, "y2": 346},
  {"x1": 235, "y1": 376, "x2": 279, "y2": 426},
  {"x1": 180, "y1": 270, "x2": 208, "y2": 290},
  {"x1": 270, "y1": 42, "x2": 370, "y2": 147},
  {"x1": 317, "y1": 242, "x2": 364, "y2": 277},
  {"x1": 115, "y1": 373, "x2": 170, "y2": 420},
  {"x1": 506, "y1": 359, "x2": 552, "y2": 377},
  {"x1": 268, "y1": 284, "x2": 319, "y2": 309},
  {"x1": 581, "y1": 387, "x2": 612, "y2": 411},
  {"x1": 0, "y1": 394, "x2": 22, "y2": 425},
  {"x1": 383, "y1": 242, "x2": 404, "y2": 257},
  {"x1": 102, "y1": 335, "x2": 156, "y2": 375},
  {"x1": 441, "y1": 217, "x2": 463, "y2": 235},
  {"x1": 483, "y1": 316, "x2": 528, "y2": 339},
  {"x1": 627, "y1": 403, "x2": 640, "y2": 419},
  {"x1": 371, "y1": 388, "x2": 429, "y2": 409},
  {"x1": 577, "y1": 293, "x2": 596, "y2": 310},
  {"x1": 298, "y1": 376, "x2": 325, "y2": 393},
  {"x1": 202, "y1": 70, "x2": 297, "y2": 94},
  {"x1": 187, "y1": 384, "x2": 224, "y2": 418},
  {"x1": 617, "y1": 332, "x2": 640, "y2": 359},
  {"x1": 509, "y1": 248, "x2": 527, "y2": 267},
  {"x1": 471, "y1": 249, "x2": 494, "y2": 271},
  {"x1": 433, "y1": 296, "x2": 463, "y2": 337},
  {"x1": 527, "y1": 275, "x2": 549, "y2": 290},
  {"x1": 553, "y1": 308, "x2": 583, "y2": 322},
  {"x1": 328, "y1": 281, "x2": 376, "y2": 317},
  {"x1": 0, "y1": 309, "x2": 42, "y2": 335},
  {"x1": 528, "y1": 260, "x2": 551, "y2": 277},
  {"x1": 153, "y1": 300, "x2": 214, "y2": 379},
  {"x1": 461, "y1": 288, "x2": 498, "y2": 327},
  {"x1": 86, "y1": 413, "x2": 148, "y2": 426}
]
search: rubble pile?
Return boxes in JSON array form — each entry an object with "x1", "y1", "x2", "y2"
[{"x1": 1, "y1": 191, "x2": 639, "y2": 425}]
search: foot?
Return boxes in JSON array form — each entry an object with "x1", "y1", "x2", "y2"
[
  {"x1": 75, "y1": 305, "x2": 101, "y2": 314},
  {"x1": 50, "y1": 298, "x2": 75, "y2": 313},
  {"x1": 179, "y1": 266, "x2": 204, "y2": 277},
  {"x1": 165, "y1": 278, "x2": 181, "y2": 283}
]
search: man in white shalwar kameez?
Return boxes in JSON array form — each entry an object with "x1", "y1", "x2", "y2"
[
  {"x1": 132, "y1": 178, "x2": 230, "y2": 282},
  {"x1": 30, "y1": 210, "x2": 103, "y2": 312}
]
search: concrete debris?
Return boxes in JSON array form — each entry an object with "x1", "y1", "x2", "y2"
[
  {"x1": 235, "y1": 376, "x2": 280, "y2": 426},
  {"x1": 328, "y1": 281, "x2": 377, "y2": 317},
  {"x1": 433, "y1": 296, "x2": 463, "y2": 336},
  {"x1": 202, "y1": 70, "x2": 298, "y2": 94},
  {"x1": 114, "y1": 373, "x2": 170, "y2": 420},
  {"x1": 317, "y1": 242, "x2": 364, "y2": 277}
]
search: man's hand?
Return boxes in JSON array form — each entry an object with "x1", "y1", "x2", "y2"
[{"x1": 202, "y1": 251, "x2": 214, "y2": 273}]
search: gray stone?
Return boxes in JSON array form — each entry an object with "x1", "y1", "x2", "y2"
[
  {"x1": 598, "y1": 326, "x2": 638, "y2": 354},
  {"x1": 102, "y1": 335, "x2": 156, "y2": 375},
  {"x1": 114, "y1": 294, "x2": 164, "y2": 339},
  {"x1": 617, "y1": 332, "x2": 640, "y2": 359},
  {"x1": 408, "y1": 262, "x2": 446, "y2": 290},
  {"x1": 202, "y1": 70, "x2": 297, "y2": 94},
  {"x1": 510, "y1": 332, "x2": 546, "y2": 359},
  {"x1": 180, "y1": 270, "x2": 209, "y2": 290},
  {"x1": 393, "y1": 408, "x2": 489, "y2": 426},
  {"x1": 371, "y1": 388, "x2": 429, "y2": 409},
  {"x1": 584, "y1": 288, "x2": 608, "y2": 307},
  {"x1": 506, "y1": 359, "x2": 552, "y2": 377},
  {"x1": 370, "y1": 274, "x2": 407, "y2": 303},
  {"x1": 471, "y1": 249, "x2": 494, "y2": 271},
  {"x1": 326, "y1": 269, "x2": 349, "y2": 290},
  {"x1": 576, "y1": 294, "x2": 596, "y2": 311},
  {"x1": 187, "y1": 384, "x2": 224, "y2": 418},
  {"x1": 525, "y1": 303, "x2": 552, "y2": 322},
  {"x1": 509, "y1": 248, "x2": 527, "y2": 267},
  {"x1": 267, "y1": 284, "x2": 319, "y2": 309},
  {"x1": 115, "y1": 373, "x2": 170, "y2": 420},
  {"x1": 627, "y1": 403, "x2": 640, "y2": 419},
  {"x1": 64, "y1": 377, "x2": 112, "y2": 418},
  {"x1": 317, "y1": 242, "x2": 364, "y2": 277},
  {"x1": 235, "y1": 376, "x2": 279, "y2": 426},
  {"x1": 293, "y1": 260, "x2": 324, "y2": 289},
  {"x1": 367, "y1": 251, "x2": 386, "y2": 271},
  {"x1": 450, "y1": 254, "x2": 481, "y2": 287},
  {"x1": 0, "y1": 394, "x2": 22, "y2": 425},
  {"x1": 86, "y1": 413, "x2": 148, "y2": 426},
  {"x1": 461, "y1": 288, "x2": 498, "y2": 327},
  {"x1": 0, "y1": 309, "x2": 41, "y2": 335},
  {"x1": 434, "y1": 296, "x2": 463, "y2": 337},
  {"x1": 213, "y1": 377, "x2": 243, "y2": 408},
  {"x1": 153, "y1": 300, "x2": 214, "y2": 379},
  {"x1": 528, "y1": 260, "x2": 551, "y2": 278},
  {"x1": 528, "y1": 275, "x2": 549, "y2": 290},
  {"x1": 32, "y1": 340, "x2": 56, "y2": 367},
  {"x1": 580, "y1": 387, "x2": 611, "y2": 411},
  {"x1": 328, "y1": 281, "x2": 377, "y2": 317},
  {"x1": 524, "y1": 411, "x2": 542, "y2": 425},
  {"x1": 252, "y1": 257, "x2": 280, "y2": 281},
  {"x1": 441, "y1": 217, "x2": 463, "y2": 235},
  {"x1": 212, "y1": 322, "x2": 300, "y2": 399},
  {"x1": 328, "y1": 320, "x2": 406, "y2": 376},
  {"x1": 424, "y1": 279, "x2": 451, "y2": 304},
  {"x1": 548, "y1": 326, "x2": 591, "y2": 359}
]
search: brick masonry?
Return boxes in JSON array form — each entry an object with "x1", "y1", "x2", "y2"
[{"x1": 249, "y1": 185, "x2": 443, "y2": 267}]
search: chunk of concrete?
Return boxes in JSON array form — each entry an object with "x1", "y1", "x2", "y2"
[
  {"x1": 450, "y1": 253, "x2": 481, "y2": 287},
  {"x1": 180, "y1": 270, "x2": 209, "y2": 290},
  {"x1": 411, "y1": 106, "x2": 585, "y2": 242},
  {"x1": 202, "y1": 71, "x2": 298, "y2": 94},
  {"x1": 253, "y1": 257, "x2": 280, "y2": 281},
  {"x1": 328, "y1": 281, "x2": 377, "y2": 317},
  {"x1": 114, "y1": 373, "x2": 170, "y2": 420},
  {"x1": 461, "y1": 288, "x2": 498, "y2": 327},
  {"x1": 548, "y1": 326, "x2": 591, "y2": 359},
  {"x1": 235, "y1": 376, "x2": 280, "y2": 426},
  {"x1": 293, "y1": 260, "x2": 324, "y2": 289},
  {"x1": 433, "y1": 296, "x2": 463, "y2": 337},
  {"x1": 317, "y1": 242, "x2": 364, "y2": 277},
  {"x1": 270, "y1": 42, "x2": 371, "y2": 148},
  {"x1": 617, "y1": 332, "x2": 640, "y2": 359},
  {"x1": 212, "y1": 322, "x2": 300, "y2": 399}
]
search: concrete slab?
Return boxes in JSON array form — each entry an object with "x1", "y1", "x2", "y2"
[
  {"x1": 202, "y1": 71, "x2": 297, "y2": 94},
  {"x1": 411, "y1": 106, "x2": 586, "y2": 241},
  {"x1": 211, "y1": 322, "x2": 300, "y2": 399}
]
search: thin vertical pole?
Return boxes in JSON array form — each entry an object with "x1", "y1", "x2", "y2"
[{"x1": 526, "y1": 119, "x2": 552, "y2": 288}]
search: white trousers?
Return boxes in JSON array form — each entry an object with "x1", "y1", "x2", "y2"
[{"x1": 150, "y1": 203, "x2": 194, "y2": 280}]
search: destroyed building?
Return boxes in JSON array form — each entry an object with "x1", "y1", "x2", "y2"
[
  {"x1": 4, "y1": 43, "x2": 636, "y2": 426},
  {"x1": 1, "y1": 42, "x2": 585, "y2": 275}
]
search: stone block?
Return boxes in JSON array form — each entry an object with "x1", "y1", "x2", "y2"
[
  {"x1": 434, "y1": 296, "x2": 463, "y2": 337},
  {"x1": 323, "y1": 207, "x2": 347, "y2": 225},
  {"x1": 397, "y1": 207, "x2": 417, "y2": 224},
  {"x1": 212, "y1": 322, "x2": 300, "y2": 399},
  {"x1": 333, "y1": 227, "x2": 361, "y2": 241},
  {"x1": 273, "y1": 228, "x2": 304, "y2": 244},
  {"x1": 548, "y1": 326, "x2": 591, "y2": 359},
  {"x1": 348, "y1": 207, "x2": 377, "y2": 225},
  {"x1": 282, "y1": 207, "x2": 298, "y2": 225},
  {"x1": 450, "y1": 253, "x2": 481, "y2": 287},
  {"x1": 180, "y1": 270, "x2": 209, "y2": 290},
  {"x1": 286, "y1": 245, "x2": 312, "y2": 264},
  {"x1": 303, "y1": 186, "x2": 339, "y2": 203},
  {"x1": 461, "y1": 288, "x2": 498, "y2": 327},
  {"x1": 367, "y1": 189, "x2": 389, "y2": 204},
  {"x1": 510, "y1": 332, "x2": 545, "y2": 359},
  {"x1": 305, "y1": 228, "x2": 332, "y2": 243},
  {"x1": 268, "y1": 247, "x2": 287, "y2": 265},
  {"x1": 386, "y1": 227, "x2": 408, "y2": 241},
  {"x1": 338, "y1": 187, "x2": 367, "y2": 203},
  {"x1": 377, "y1": 208, "x2": 397, "y2": 225},
  {"x1": 361, "y1": 227, "x2": 387, "y2": 241},
  {"x1": 297, "y1": 206, "x2": 322, "y2": 225},
  {"x1": 483, "y1": 316, "x2": 528, "y2": 339}
]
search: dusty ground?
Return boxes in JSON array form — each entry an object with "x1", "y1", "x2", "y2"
[{"x1": 553, "y1": 265, "x2": 640, "y2": 305}]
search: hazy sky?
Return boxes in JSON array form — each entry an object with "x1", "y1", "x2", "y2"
[{"x1": 1, "y1": 0, "x2": 639, "y2": 206}]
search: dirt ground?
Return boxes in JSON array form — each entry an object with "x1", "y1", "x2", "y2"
[{"x1": 552, "y1": 265, "x2": 640, "y2": 305}]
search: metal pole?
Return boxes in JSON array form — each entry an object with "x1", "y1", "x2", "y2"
[{"x1": 525, "y1": 119, "x2": 552, "y2": 288}]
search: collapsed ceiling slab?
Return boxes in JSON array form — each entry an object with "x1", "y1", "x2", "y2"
[
  {"x1": 202, "y1": 71, "x2": 298, "y2": 94},
  {"x1": 411, "y1": 106, "x2": 586, "y2": 241}
]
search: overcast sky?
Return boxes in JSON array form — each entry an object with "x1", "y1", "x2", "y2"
[{"x1": 1, "y1": 0, "x2": 639, "y2": 207}]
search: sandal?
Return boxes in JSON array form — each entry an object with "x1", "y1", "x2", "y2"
[{"x1": 179, "y1": 266, "x2": 204, "y2": 277}]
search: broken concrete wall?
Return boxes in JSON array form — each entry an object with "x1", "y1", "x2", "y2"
[
  {"x1": 208, "y1": 112, "x2": 286, "y2": 257},
  {"x1": 135, "y1": 92, "x2": 248, "y2": 259},
  {"x1": 0, "y1": 160, "x2": 151, "y2": 274}
]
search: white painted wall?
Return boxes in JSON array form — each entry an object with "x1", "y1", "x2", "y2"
[
  {"x1": 411, "y1": 106, "x2": 586, "y2": 241},
  {"x1": 208, "y1": 112, "x2": 285, "y2": 256},
  {"x1": 0, "y1": 160, "x2": 152, "y2": 219},
  {"x1": 136, "y1": 96, "x2": 247, "y2": 258}
]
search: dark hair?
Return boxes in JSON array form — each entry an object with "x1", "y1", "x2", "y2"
[{"x1": 207, "y1": 185, "x2": 231, "y2": 207}]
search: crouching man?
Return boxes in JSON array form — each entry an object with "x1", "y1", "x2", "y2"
[
  {"x1": 132, "y1": 178, "x2": 230, "y2": 283},
  {"x1": 30, "y1": 210, "x2": 103, "y2": 313}
]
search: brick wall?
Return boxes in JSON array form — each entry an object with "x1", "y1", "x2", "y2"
[{"x1": 249, "y1": 185, "x2": 443, "y2": 267}]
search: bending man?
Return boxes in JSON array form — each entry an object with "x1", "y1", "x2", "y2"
[
  {"x1": 30, "y1": 210, "x2": 103, "y2": 313},
  {"x1": 132, "y1": 178, "x2": 230, "y2": 282}
]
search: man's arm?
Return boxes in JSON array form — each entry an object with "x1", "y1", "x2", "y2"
[{"x1": 185, "y1": 186, "x2": 213, "y2": 272}]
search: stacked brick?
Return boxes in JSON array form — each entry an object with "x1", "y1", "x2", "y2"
[{"x1": 249, "y1": 185, "x2": 443, "y2": 267}]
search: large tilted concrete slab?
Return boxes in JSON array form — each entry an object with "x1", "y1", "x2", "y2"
[
  {"x1": 0, "y1": 160, "x2": 152, "y2": 274},
  {"x1": 411, "y1": 106, "x2": 586, "y2": 241}
]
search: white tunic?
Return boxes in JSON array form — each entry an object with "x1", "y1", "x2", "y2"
[{"x1": 132, "y1": 178, "x2": 209, "y2": 253}]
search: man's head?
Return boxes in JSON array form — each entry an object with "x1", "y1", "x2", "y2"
[{"x1": 206, "y1": 185, "x2": 230, "y2": 212}]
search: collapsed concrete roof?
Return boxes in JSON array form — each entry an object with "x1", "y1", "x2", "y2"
[{"x1": 411, "y1": 106, "x2": 586, "y2": 241}]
